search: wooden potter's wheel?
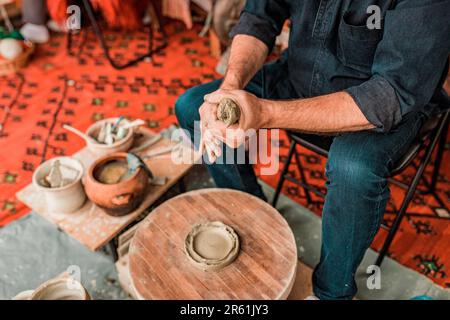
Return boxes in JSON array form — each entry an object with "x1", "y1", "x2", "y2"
[{"x1": 128, "y1": 189, "x2": 298, "y2": 300}]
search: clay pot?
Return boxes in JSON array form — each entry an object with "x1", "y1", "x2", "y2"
[
  {"x1": 84, "y1": 153, "x2": 150, "y2": 217},
  {"x1": 12, "y1": 290, "x2": 34, "y2": 300},
  {"x1": 31, "y1": 278, "x2": 90, "y2": 300},
  {"x1": 86, "y1": 118, "x2": 134, "y2": 157},
  {"x1": 32, "y1": 157, "x2": 86, "y2": 213}
]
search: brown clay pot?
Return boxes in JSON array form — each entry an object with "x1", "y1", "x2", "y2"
[{"x1": 85, "y1": 153, "x2": 150, "y2": 217}]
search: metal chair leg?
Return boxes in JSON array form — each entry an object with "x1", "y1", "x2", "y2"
[
  {"x1": 79, "y1": 0, "x2": 168, "y2": 70},
  {"x1": 429, "y1": 120, "x2": 448, "y2": 193},
  {"x1": 376, "y1": 111, "x2": 449, "y2": 266},
  {"x1": 272, "y1": 141, "x2": 296, "y2": 207}
]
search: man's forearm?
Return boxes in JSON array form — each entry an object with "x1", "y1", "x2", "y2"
[
  {"x1": 221, "y1": 35, "x2": 269, "y2": 90},
  {"x1": 262, "y1": 92, "x2": 375, "y2": 133}
]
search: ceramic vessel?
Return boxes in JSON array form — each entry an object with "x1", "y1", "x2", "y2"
[
  {"x1": 85, "y1": 118, "x2": 134, "y2": 157},
  {"x1": 31, "y1": 277, "x2": 90, "y2": 300},
  {"x1": 84, "y1": 153, "x2": 150, "y2": 217},
  {"x1": 32, "y1": 157, "x2": 86, "y2": 213},
  {"x1": 11, "y1": 290, "x2": 34, "y2": 300}
]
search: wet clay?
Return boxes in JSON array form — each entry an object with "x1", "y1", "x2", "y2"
[
  {"x1": 95, "y1": 160, "x2": 129, "y2": 184},
  {"x1": 216, "y1": 98, "x2": 241, "y2": 126},
  {"x1": 185, "y1": 221, "x2": 240, "y2": 271}
]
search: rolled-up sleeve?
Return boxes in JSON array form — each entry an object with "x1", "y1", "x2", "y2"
[
  {"x1": 229, "y1": 0, "x2": 290, "y2": 50},
  {"x1": 345, "y1": 0, "x2": 450, "y2": 132}
]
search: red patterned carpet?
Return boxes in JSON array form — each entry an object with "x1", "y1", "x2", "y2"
[{"x1": 0, "y1": 23, "x2": 449, "y2": 288}]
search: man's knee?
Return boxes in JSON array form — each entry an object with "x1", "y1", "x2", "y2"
[
  {"x1": 326, "y1": 137, "x2": 390, "y2": 195},
  {"x1": 175, "y1": 80, "x2": 221, "y2": 130},
  {"x1": 175, "y1": 88, "x2": 200, "y2": 130}
]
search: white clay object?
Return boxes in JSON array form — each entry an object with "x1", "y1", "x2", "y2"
[
  {"x1": 45, "y1": 160, "x2": 63, "y2": 188},
  {"x1": 97, "y1": 122, "x2": 107, "y2": 143},
  {"x1": 104, "y1": 122, "x2": 114, "y2": 145},
  {"x1": 0, "y1": 38, "x2": 23, "y2": 60}
]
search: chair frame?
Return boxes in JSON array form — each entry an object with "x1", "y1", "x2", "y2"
[
  {"x1": 67, "y1": 0, "x2": 168, "y2": 70},
  {"x1": 272, "y1": 109, "x2": 450, "y2": 266}
]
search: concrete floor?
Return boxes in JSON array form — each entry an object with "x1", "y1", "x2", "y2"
[{"x1": 0, "y1": 164, "x2": 449, "y2": 300}]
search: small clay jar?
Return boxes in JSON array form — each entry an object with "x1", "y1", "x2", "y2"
[{"x1": 84, "y1": 153, "x2": 150, "y2": 217}]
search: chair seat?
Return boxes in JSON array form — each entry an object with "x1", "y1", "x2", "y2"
[{"x1": 288, "y1": 113, "x2": 443, "y2": 177}]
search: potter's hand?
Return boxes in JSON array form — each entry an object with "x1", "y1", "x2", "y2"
[
  {"x1": 204, "y1": 90, "x2": 268, "y2": 149},
  {"x1": 199, "y1": 101, "x2": 224, "y2": 163}
]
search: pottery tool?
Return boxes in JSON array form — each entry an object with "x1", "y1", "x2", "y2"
[
  {"x1": 41, "y1": 160, "x2": 80, "y2": 188},
  {"x1": 216, "y1": 98, "x2": 241, "y2": 126},
  {"x1": 121, "y1": 119, "x2": 146, "y2": 130},
  {"x1": 95, "y1": 153, "x2": 154, "y2": 185},
  {"x1": 115, "y1": 119, "x2": 145, "y2": 141},
  {"x1": 65, "y1": 119, "x2": 135, "y2": 147},
  {"x1": 129, "y1": 133, "x2": 162, "y2": 153},
  {"x1": 141, "y1": 144, "x2": 181, "y2": 160},
  {"x1": 124, "y1": 153, "x2": 154, "y2": 180},
  {"x1": 112, "y1": 116, "x2": 125, "y2": 131},
  {"x1": 63, "y1": 124, "x2": 98, "y2": 144},
  {"x1": 104, "y1": 123, "x2": 114, "y2": 145},
  {"x1": 45, "y1": 160, "x2": 63, "y2": 188}
]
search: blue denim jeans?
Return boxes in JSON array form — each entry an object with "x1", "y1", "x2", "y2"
[{"x1": 175, "y1": 61, "x2": 425, "y2": 300}]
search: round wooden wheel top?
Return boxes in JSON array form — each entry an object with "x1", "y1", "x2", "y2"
[{"x1": 128, "y1": 189, "x2": 297, "y2": 300}]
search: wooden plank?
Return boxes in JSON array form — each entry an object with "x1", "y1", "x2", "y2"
[{"x1": 16, "y1": 128, "x2": 195, "y2": 251}]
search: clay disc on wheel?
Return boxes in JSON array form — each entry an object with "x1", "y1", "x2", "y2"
[{"x1": 185, "y1": 221, "x2": 240, "y2": 271}]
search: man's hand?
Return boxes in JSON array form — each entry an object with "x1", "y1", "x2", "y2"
[
  {"x1": 197, "y1": 34, "x2": 269, "y2": 163},
  {"x1": 200, "y1": 89, "x2": 269, "y2": 154}
]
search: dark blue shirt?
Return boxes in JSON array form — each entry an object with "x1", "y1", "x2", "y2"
[{"x1": 230, "y1": 0, "x2": 450, "y2": 132}]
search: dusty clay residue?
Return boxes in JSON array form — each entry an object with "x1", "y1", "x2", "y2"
[
  {"x1": 216, "y1": 98, "x2": 241, "y2": 126},
  {"x1": 185, "y1": 221, "x2": 240, "y2": 271}
]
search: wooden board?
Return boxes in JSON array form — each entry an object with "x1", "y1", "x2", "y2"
[
  {"x1": 128, "y1": 189, "x2": 298, "y2": 300},
  {"x1": 16, "y1": 129, "x2": 194, "y2": 251}
]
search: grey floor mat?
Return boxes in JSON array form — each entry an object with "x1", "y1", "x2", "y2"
[{"x1": 0, "y1": 213, "x2": 128, "y2": 300}]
